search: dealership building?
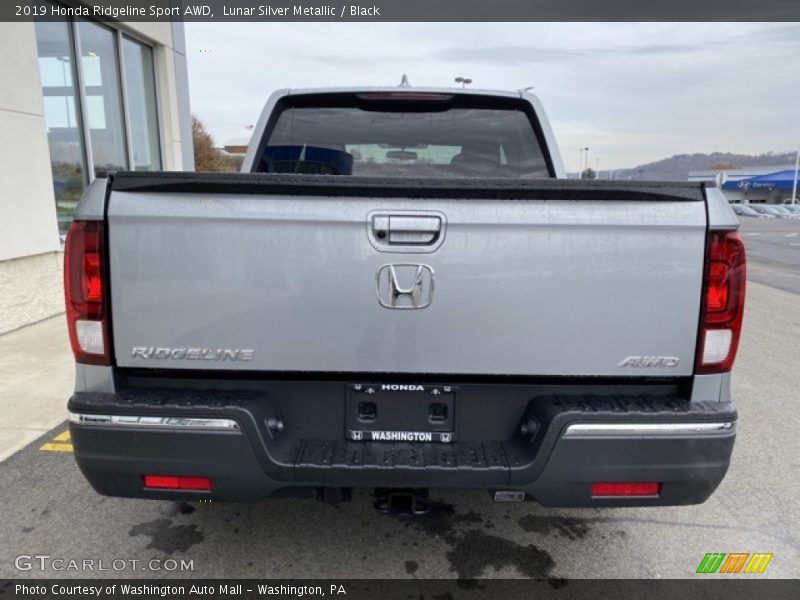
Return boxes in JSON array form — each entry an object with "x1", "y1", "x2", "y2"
[
  {"x1": 0, "y1": 14, "x2": 192, "y2": 334},
  {"x1": 688, "y1": 165, "x2": 798, "y2": 204}
]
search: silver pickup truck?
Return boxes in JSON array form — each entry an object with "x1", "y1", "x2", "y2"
[{"x1": 65, "y1": 86, "x2": 745, "y2": 511}]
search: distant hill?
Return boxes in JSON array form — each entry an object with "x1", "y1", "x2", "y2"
[{"x1": 611, "y1": 152, "x2": 796, "y2": 181}]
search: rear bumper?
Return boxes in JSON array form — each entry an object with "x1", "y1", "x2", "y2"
[{"x1": 67, "y1": 385, "x2": 736, "y2": 507}]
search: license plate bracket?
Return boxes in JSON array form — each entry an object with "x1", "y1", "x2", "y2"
[{"x1": 346, "y1": 383, "x2": 455, "y2": 443}]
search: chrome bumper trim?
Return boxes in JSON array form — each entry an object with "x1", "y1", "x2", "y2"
[
  {"x1": 563, "y1": 421, "x2": 735, "y2": 437},
  {"x1": 68, "y1": 411, "x2": 241, "y2": 431}
]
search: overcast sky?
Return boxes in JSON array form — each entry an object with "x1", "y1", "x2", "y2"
[{"x1": 184, "y1": 22, "x2": 800, "y2": 170}]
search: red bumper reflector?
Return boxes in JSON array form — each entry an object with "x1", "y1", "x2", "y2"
[
  {"x1": 591, "y1": 482, "x2": 661, "y2": 497},
  {"x1": 143, "y1": 475, "x2": 212, "y2": 491}
]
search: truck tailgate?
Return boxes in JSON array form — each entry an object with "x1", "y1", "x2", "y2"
[{"x1": 107, "y1": 175, "x2": 707, "y2": 377}]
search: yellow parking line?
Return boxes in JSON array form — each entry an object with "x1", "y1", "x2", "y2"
[
  {"x1": 53, "y1": 431, "x2": 71, "y2": 442},
  {"x1": 40, "y1": 431, "x2": 73, "y2": 452},
  {"x1": 39, "y1": 442, "x2": 73, "y2": 452}
]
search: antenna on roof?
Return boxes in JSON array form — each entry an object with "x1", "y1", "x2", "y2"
[
  {"x1": 519, "y1": 86, "x2": 534, "y2": 92},
  {"x1": 399, "y1": 74, "x2": 411, "y2": 87}
]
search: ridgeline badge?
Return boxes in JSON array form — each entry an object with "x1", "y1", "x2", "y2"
[{"x1": 131, "y1": 347, "x2": 254, "y2": 361}]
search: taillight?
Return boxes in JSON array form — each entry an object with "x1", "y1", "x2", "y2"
[
  {"x1": 64, "y1": 220, "x2": 110, "y2": 365},
  {"x1": 695, "y1": 230, "x2": 746, "y2": 374},
  {"x1": 357, "y1": 92, "x2": 453, "y2": 101}
]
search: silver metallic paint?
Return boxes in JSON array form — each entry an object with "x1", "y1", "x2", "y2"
[{"x1": 107, "y1": 192, "x2": 706, "y2": 376}]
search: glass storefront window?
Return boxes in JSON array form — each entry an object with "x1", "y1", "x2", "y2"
[
  {"x1": 76, "y1": 20, "x2": 129, "y2": 176},
  {"x1": 35, "y1": 9, "x2": 163, "y2": 235},
  {"x1": 35, "y1": 21, "x2": 86, "y2": 235},
  {"x1": 122, "y1": 37, "x2": 161, "y2": 171}
]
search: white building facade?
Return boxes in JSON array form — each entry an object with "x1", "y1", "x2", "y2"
[{"x1": 0, "y1": 12, "x2": 192, "y2": 334}]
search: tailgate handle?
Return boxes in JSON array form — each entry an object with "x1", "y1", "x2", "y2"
[{"x1": 372, "y1": 215, "x2": 442, "y2": 245}]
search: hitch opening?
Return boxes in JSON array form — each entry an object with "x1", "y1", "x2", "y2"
[{"x1": 373, "y1": 488, "x2": 430, "y2": 517}]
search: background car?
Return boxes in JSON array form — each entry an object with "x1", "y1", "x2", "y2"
[
  {"x1": 749, "y1": 205, "x2": 781, "y2": 218},
  {"x1": 736, "y1": 204, "x2": 774, "y2": 218},
  {"x1": 769, "y1": 206, "x2": 798, "y2": 218}
]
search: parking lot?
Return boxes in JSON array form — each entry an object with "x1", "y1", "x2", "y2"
[
  {"x1": 1, "y1": 217, "x2": 799, "y2": 580},
  {"x1": 739, "y1": 216, "x2": 800, "y2": 295}
]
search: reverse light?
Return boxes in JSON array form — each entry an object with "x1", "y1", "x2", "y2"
[
  {"x1": 591, "y1": 482, "x2": 661, "y2": 497},
  {"x1": 695, "y1": 230, "x2": 746, "y2": 374},
  {"x1": 143, "y1": 475, "x2": 212, "y2": 491},
  {"x1": 64, "y1": 220, "x2": 110, "y2": 365}
]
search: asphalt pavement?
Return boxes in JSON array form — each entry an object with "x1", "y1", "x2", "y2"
[
  {"x1": 739, "y1": 216, "x2": 800, "y2": 295},
  {"x1": 0, "y1": 218, "x2": 799, "y2": 580}
]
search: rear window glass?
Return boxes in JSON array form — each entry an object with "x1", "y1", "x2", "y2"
[{"x1": 259, "y1": 104, "x2": 549, "y2": 178}]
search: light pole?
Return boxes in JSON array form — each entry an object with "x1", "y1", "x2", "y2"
[
  {"x1": 454, "y1": 77, "x2": 472, "y2": 88},
  {"x1": 792, "y1": 146, "x2": 799, "y2": 205},
  {"x1": 578, "y1": 148, "x2": 584, "y2": 178},
  {"x1": 584, "y1": 147, "x2": 590, "y2": 175}
]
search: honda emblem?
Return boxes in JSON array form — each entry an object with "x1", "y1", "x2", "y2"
[{"x1": 376, "y1": 264, "x2": 434, "y2": 309}]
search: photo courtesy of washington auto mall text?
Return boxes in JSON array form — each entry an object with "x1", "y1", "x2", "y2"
[
  {"x1": 0, "y1": 0, "x2": 799, "y2": 599},
  {"x1": 14, "y1": 583, "x2": 347, "y2": 597}
]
